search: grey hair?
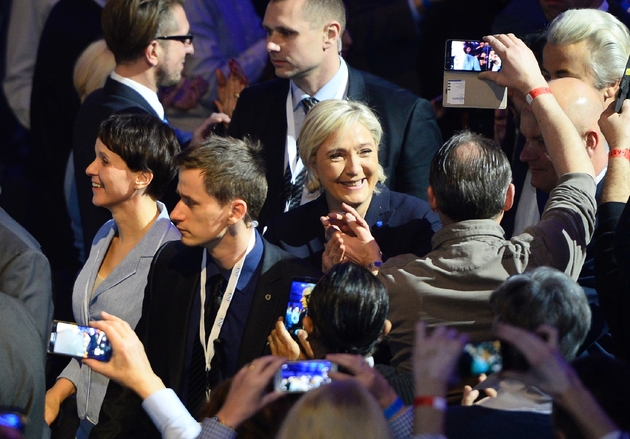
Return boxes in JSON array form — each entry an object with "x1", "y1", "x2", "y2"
[
  {"x1": 490, "y1": 267, "x2": 591, "y2": 361},
  {"x1": 298, "y1": 99, "x2": 386, "y2": 194},
  {"x1": 546, "y1": 9, "x2": 630, "y2": 90}
]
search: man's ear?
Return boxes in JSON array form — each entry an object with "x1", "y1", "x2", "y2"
[
  {"x1": 145, "y1": 41, "x2": 160, "y2": 67},
  {"x1": 584, "y1": 131, "x2": 598, "y2": 158},
  {"x1": 504, "y1": 183, "x2": 515, "y2": 212},
  {"x1": 603, "y1": 79, "x2": 620, "y2": 102},
  {"x1": 427, "y1": 186, "x2": 439, "y2": 212},
  {"x1": 227, "y1": 198, "x2": 248, "y2": 224},
  {"x1": 322, "y1": 21, "x2": 341, "y2": 51},
  {"x1": 135, "y1": 171, "x2": 154, "y2": 191},
  {"x1": 382, "y1": 319, "x2": 391, "y2": 337},
  {"x1": 303, "y1": 315, "x2": 314, "y2": 334}
]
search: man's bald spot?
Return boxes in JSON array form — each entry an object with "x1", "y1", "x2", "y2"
[{"x1": 548, "y1": 77, "x2": 603, "y2": 135}]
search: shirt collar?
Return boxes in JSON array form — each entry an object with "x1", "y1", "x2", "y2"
[
  {"x1": 290, "y1": 57, "x2": 348, "y2": 111},
  {"x1": 109, "y1": 71, "x2": 165, "y2": 120},
  {"x1": 205, "y1": 228, "x2": 264, "y2": 293}
]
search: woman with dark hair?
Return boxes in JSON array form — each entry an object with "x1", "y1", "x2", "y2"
[
  {"x1": 45, "y1": 113, "x2": 181, "y2": 438},
  {"x1": 269, "y1": 262, "x2": 391, "y2": 361}
]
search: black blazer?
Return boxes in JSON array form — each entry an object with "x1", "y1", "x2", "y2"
[
  {"x1": 72, "y1": 77, "x2": 160, "y2": 253},
  {"x1": 264, "y1": 184, "x2": 441, "y2": 269},
  {"x1": 91, "y1": 238, "x2": 320, "y2": 438},
  {"x1": 228, "y1": 66, "x2": 442, "y2": 228}
]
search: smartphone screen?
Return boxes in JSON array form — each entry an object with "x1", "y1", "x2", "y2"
[
  {"x1": 48, "y1": 321, "x2": 112, "y2": 361},
  {"x1": 274, "y1": 360, "x2": 337, "y2": 393},
  {"x1": 458, "y1": 340, "x2": 502, "y2": 377},
  {"x1": 445, "y1": 40, "x2": 501, "y2": 72},
  {"x1": 284, "y1": 277, "x2": 317, "y2": 337}
]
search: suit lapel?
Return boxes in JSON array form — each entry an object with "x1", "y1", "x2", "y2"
[{"x1": 235, "y1": 243, "x2": 288, "y2": 369}]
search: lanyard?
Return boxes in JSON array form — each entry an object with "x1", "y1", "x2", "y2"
[{"x1": 199, "y1": 229, "x2": 256, "y2": 382}]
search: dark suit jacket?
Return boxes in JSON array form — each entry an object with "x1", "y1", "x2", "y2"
[
  {"x1": 595, "y1": 200, "x2": 630, "y2": 360},
  {"x1": 264, "y1": 184, "x2": 441, "y2": 269},
  {"x1": 91, "y1": 238, "x2": 320, "y2": 438},
  {"x1": 227, "y1": 66, "x2": 442, "y2": 228},
  {"x1": 72, "y1": 77, "x2": 160, "y2": 254}
]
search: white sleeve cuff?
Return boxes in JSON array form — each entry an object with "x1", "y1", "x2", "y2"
[{"x1": 142, "y1": 388, "x2": 201, "y2": 439}]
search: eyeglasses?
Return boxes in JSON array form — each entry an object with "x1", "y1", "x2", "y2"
[{"x1": 155, "y1": 34, "x2": 194, "y2": 45}]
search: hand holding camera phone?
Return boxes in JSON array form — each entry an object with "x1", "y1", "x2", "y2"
[
  {"x1": 48, "y1": 320, "x2": 113, "y2": 361},
  {"x1": 283, "y1": 277, "x2": 317, "y2": 339},
  {"x1": 274, "y1": 360, "x2": 337, "y2": 393},
  {"x1": 443, "y1": 39, "x2": 507, "y2": 109}
]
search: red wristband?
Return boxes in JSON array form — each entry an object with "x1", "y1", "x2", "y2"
[
  {"x1": 609, "y1": 149, "x2": 630, "y2": 160},
  {"x1": 413, "y1": 395, "x2": 447, "y2": 410},
  {"x1": 526, "y1": 86, "x2": 552, "y2": 105}
]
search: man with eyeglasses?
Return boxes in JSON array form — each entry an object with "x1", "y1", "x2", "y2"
[{"x1": 72, "y1": 0, "x2": 228, "y2": 255}]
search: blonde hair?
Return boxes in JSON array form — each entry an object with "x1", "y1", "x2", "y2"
[
  {"x1": 298, "y1": 99, "x2": 386, "y2": 193},
  {"x1": 73, "y1": 39, "x2": 115, "y2": 102},
  {"x1": 276, "y1": 380, "x2": 393, "y2": 439}
]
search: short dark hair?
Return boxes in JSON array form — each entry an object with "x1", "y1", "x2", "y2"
[
  {"x1": 308, "y1": 262, "x2": 388, "y2": 357},
  {"x1": 174, "y1": 136, "x2": 268, "y2": 226},
  {"x1": 270, "y1": 0, "x2": 346, "y2": 33},
  {"x1": 429, "y1": 130, "x2": 512, "y2": 222},
  {"x1": 490, "y1": 266, "x2": 591, "y2": 361},
  {"x1": 97, "y1": 113, "x2": 180, "y2": 199},
  {"x1": 102, "y1": 0, "x2": 183, "y2": 64}
]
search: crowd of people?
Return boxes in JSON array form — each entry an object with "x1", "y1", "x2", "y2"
[{"x1": 2, "y1": 0, "x2": 630, "y2": 438}]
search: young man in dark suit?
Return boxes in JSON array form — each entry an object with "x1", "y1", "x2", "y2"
[
  {"x1": 90, "y1": 136, "x2": 319, "y2": 438},
  {"x1": 228, "y1": 0, "x2": 442, "y2": 229}
]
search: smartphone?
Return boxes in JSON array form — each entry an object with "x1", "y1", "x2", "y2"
[
  {"x1": 284, "y1": 277, "x2": 317, "y2": 338},
  {"x1": 615, "y1": 55, "x2": 630, "y2": 112},
  {"x1": 458, "y1": 340, "x2": 503, "y2": 377},
  {"x1": 444, "y1": 40, "x2": 501, "y2": 73},
  {"x1": 443, "y1": 39, "x2": 507, "y2": 109},
  {"x1": 0, "y1": 410, "x2": 26, "y2": 433},
  {"x1": 274, "y1": 360, "x2": 337, "y2": 393},
  {"x1": 48, "y1": 320, "x2": 112, "y2": 361}
]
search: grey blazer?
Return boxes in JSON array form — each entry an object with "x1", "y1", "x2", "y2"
[{"x1": 58, "y1": 201, "x2": 180, "y2": 424}]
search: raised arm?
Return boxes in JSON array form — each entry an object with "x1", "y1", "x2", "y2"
[{"x1": 480, "y1": 34, "x2": 595, "y2": 179}]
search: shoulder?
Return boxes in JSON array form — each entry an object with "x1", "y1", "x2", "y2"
[
  {"x1": 239, "y1": 78, "x2": 290, "y2": 102},
  {"x1": 265, "y1": 197, "x2": 326, "y2": 233},
  {"x1": 387, "y1": 190, "x2": 433, "y2": 215},
  {"x1": 261, "y1": 239, "x2": 321, "y2": 277},
  {"x1": 348, "y1": 66, "x2": 429, "y2": 110}
]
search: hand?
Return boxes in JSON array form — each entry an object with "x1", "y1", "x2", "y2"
[
  {"x1": 598, "y1": 99, "x2": 630, "y2": 150},
  {"x1": 83, "y1": 312, "x2": 165, "y2": 400},
  {"x1": 214, "y1": 59, "x2": 248, "y2": 118},
  {"x1": 321, "y1": 204, "x2": 382, "y2": 269},
  {"x1": 215, "y1": 356, "x2": 285, "y2": 429},
  {"x1": 44, "y1": 378, "x2": 76, "y2": 425},
  {"x1": 413, "y1": 322, "x2": 468, "y2": 396},
  {"x1": 268, "y1": 318, "x2": 313, "y2": 360},
  {"x1": 327, "y1": 353, "x2": 399, "y2": 410},
  {"x1": 478, "y1": 34, "x2": 547, "y2": 97},
  {"x1": 461, "y1": 374, "x2": 497, "y2": 406},
  {"x1": 494, "y1": 323, "x2": 579, "y2": 400},
  {"x1": 191, "y1": 112, "x2": 231, "y2": 146}
]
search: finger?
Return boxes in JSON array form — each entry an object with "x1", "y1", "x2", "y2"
[
  {"x1": 325, "y1": 353, "x2": 366, "y2": 375},
  {"x1": 461, "y1": 386, "x2": 478, "y2": 406},
  {"x1": 297, "y1": 330, "x2": 314, "y2": 358},
  {"x1": 485, "y1": 388, "x2": 498, "y2": 398},
  {"x1": 215, "y1": 68, "x2": 227, "y2": 85}
]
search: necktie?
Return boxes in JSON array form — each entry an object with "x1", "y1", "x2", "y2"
[
  {"x1": 283, "y1": 97, "x2": 319, "y2": 210},
  {"x1": 186, "y1": 274, "x2": 227, "y2": 417}
]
